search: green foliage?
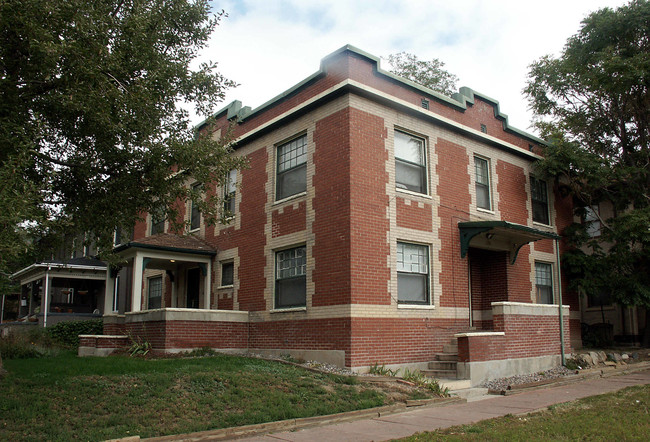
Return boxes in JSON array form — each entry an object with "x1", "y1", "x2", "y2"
[
  {"x1": 0, "y1": 327, "x2": 62, "y2": 359},
  {"x1": 0, "y1": 0, "x2": 247, "y2": 285},
  {"x1": 564, "y1": 358, "x2": 579, "y2": 370},
  {"x1": 385, "y1": 52, "x2": 459, "y2": 96},
  {"x1": 525, "y1": 0, "x2": 650, "y2": 316},
  {"x1": 401, "y1": 368, "x2": 449, "y2": 397},
  {"x1": 128, "y1": 335, "x2": 151, "y2": 357},
  {"x1": 369, "y1": 363, "x2": 397, "y2": 376},
  {"x1": 46, "y1": 319, "x2": 103, "y2": 347}
]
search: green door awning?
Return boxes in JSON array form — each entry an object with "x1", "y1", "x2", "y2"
[{"x1": 459, "y1": 221, "x2": 560, "y2": 264}]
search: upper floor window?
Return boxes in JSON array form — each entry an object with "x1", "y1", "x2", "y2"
[
  {"x1": 584, "y1": 205, "x2": 601, "y2": 237},
  {"x1": 223, "y1": 169, "x2": 237, "y2": 216},
  {"x1": 535, "y1": 262, "x2": 553, "y2": 304},
  {"x1": 395, "y1": 130, "x2": 427, "y2": 194},
  {"x1": 190, "y1": 183, "x2": 202, "y2": 231},
  {"x1": 530, "y1": 176, "x2": 550, "y2": 225},
  {"x1": 474, "y1": 156, "x2": 491, "y2": 210},
  {"x1": 275, "y1": 246, "x2": 306, "y2": 308},
  {"x1": 276, "y1": 135, "x2": 307, "y2": 200},
  {"x1": 151, "y1": 207, "x2": 165, "y2": 235},
  {"x1": 397, "y1": 242, "x2": 430, "y2": 305}
]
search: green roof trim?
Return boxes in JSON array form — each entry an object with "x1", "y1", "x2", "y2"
[
  {"x1": 113, "y1": 242, "x2": 217, "y2": 257},
  {"x1": 459, "y1": 221, "x2": 560, "y2": 265}
]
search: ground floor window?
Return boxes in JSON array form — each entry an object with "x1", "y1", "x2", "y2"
[
  {"x1": 220, "y1": 261, "x2": 234, "y2": 287},
  {"x1": 148, "y1": 276, "x2": 162, "y2": 309},
  {"x1": 275, "y1": 246, "x2": 306, "y2": 308},
  {"x1": 397, "y1": 242, "x2": 430, "y2": 304},
  {"x1": 535, "y1": 262, "x2": 553, "y2": 304}
]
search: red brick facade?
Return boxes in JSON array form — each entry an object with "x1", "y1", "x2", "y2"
[{"x1": 100, "y1": 46, "x2": 577, "y2": 373}]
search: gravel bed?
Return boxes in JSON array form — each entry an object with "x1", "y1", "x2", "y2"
[{"x1": 481, "y1": 366, "x2": 573, "y2": 390}]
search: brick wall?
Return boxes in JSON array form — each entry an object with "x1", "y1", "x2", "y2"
[
  {"x1": 272, "y1": 201, "x2": 306, "y2": 238},
  {"x1": 125, "y1": 320, "x2": 248, "y2": 350},
  {"x1": 396, "y1": 198, "x2": 433, "y2": 231}
]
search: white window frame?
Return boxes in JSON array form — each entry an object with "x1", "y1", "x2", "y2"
[
  {"x1": 395, "y1": 130, "x2": 427, "y2": 195},
  {"x1": 535, "y1": 262, "x2": 554, "y2": 304},
  {"x1": 219, "y1": 261, "x2": 234, "y2": 288},
  {"x1": 276, "y1": 134, "x2": 307, "y2": 201},
  {"x1": 223, "y1": 169, "x2": 237, "y2": 217},
  {"x1": 397, "y1": 242, "x2": 430, "y2": 305},
  {"x1": 274, "y1": 245, "x2": 307, "y2": 309},
  {"x1": 190, "y1": 183, "x2": 202, "y2": 231},
  {"x1": 474, "y1": 156, "x2": 492, "y2": 211}
]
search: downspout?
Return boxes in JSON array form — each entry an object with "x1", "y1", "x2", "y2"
[
  {"x1": 43, "y1": 266, "x2": 51, "y2": 328},
  {"x1": 555, "y1": 239, "x2": 565, "y2": 365}
]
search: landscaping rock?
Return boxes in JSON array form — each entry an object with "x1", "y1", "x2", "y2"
[
  {"x1": 589, "y1": 351, "x2": 601, "y2": 364},
  {"x1": 632, "y1": 352, "x2": 639, "y2": 360},
  {"x1": 622, "y1": 353, "x2": 630, "y2": 361},
  {"x1": 598, "y1": 351, "x2": 607, "y2": 363},
  {"x1": 578, "y1": 353, "x2": 593, "y2": 367}
]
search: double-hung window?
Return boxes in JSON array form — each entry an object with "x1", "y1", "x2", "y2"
[
  {"x1": 397, "y1": 242, "x2": 430, "y2": 304},
  {"x1": 148, "y1": 276, "x2": 162, "y2": 309},
  {"x1": 275, "y1": 246, "x2": 306, "y2": 308},
  {"x1": 395, "y1": 130, "x2": 427, "y2": 194},
  {"x1": 223, "y1": 169, "x2": 237, "y2": 216},
  {"x1": 530, "y1": 177, "x2": 550, "y2": 225},
  {"x1": 220, "y1": 261, "x2": 234, "y2": 287},
  {"x1": 474, "y1": 156, "x2": 491, "y2": 210},
  {"x1": 535, "y1": 262, "x2": 553, "y2": 304},
  {"x1": 190, "y1": 183, "x2": 202, "y2": 231},
  {"x1": 276, "y1": 135, "x2": 307, "y2": 200},
  {"x1": 584, "y1": 205, "x2": 601, "y2": 237}
]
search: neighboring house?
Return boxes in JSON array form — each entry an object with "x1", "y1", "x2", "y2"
[
  {"x1": 10, "y1": 235, "x2": 106, "y2": 327},
  {"x1": 83, "y1": 45, "x2": 578, "y2": 386},
  {"x1": 578, "y1": 202, "x2": 647, "y2": 345}
]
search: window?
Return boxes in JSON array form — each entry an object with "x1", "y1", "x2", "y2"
[
  {"x1": 148, "y1": 276, "x2": 162, "y2": 309},
  {"x1": 530, "y1": 177, "x2": 550, "y2": 225},
  {"x1": 397, "y1": 242, "x2": 430, "y2": 304},
  {"x1": 395, "y1": 130, "x2": 427, "y2": 194},
  {"x1": 151, "y1": 207, "x2": 165, "y2": 235},
  {"x1": 276, "y1": 135, "x2": 307, "y2": 200},
  {"x1": 474, "y1": 157, "x2": 491, "y2": 210},
  {"x1": 480, "y1": 124, "x2": 487, "y2": 134},
  {"x1": 584, "y1": 205, "x2": 601, "y2": 237},
  {"x1": 587, "y1": 288, "x2": 612, "y2": 308},
  {"x1": 114, "y1": 226, "x2": 133, "y2": 246},
  {"x1": 275, "y1": 246, "x2": 306, "y2": 308},
  {"x1": 190, "y1": 183, "x2": 202, "y2": 231},
  {"x1": 220, "y1": 262, "x2": 234, "y2": 287},
  {"x1": 535, "y1": 262, "x2": 553, "y2": 304},
  {"x1": 223, "y1": 169, "x2": 237, "y2": 216},
  {"x1": 113, "y1": 275, "x2": 120, "y2": 312}
]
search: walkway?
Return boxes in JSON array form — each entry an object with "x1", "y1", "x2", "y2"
[{"x1": 237, "y1": 368, "x2": 650, "y2": 441}]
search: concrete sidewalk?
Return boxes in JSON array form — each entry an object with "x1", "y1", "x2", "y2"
[{"x1": 236, "y1": 368, "x2": 650, "y2": 442}]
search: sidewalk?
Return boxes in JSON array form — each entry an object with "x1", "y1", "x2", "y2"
[{"x1": 235, "y1": 368, "x2": 650, "y2": 442}]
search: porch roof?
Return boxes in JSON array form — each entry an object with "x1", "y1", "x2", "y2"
[
  {"x1": 458, "y1": 221, "x2": 560, "y2": 264},
  {"x1": 113, "y1": 233, "x2": 217, "y2": 256}
]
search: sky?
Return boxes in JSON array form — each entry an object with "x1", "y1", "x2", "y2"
[{"x1": 200, "y1": 0, "x2": 630, "y2": 135}]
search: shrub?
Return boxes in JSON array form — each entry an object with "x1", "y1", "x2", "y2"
[
  {"x1": 47, "y1": 319, "x2": 103, "y2": 347},
  {"x1": 0, "y1": 327, "x2": 61, "y2": 359}
]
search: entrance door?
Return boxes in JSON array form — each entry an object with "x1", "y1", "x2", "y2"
[{"x1": 186, "y1": 268, "x2": 200, "y2": 309}]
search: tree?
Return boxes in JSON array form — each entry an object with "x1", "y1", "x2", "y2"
[
  {"x1": 0, "y1": 0, "x2": 246, "y2": 286},
  {"x1": 525, "y1": 0, "x2": 650, "y2": 344},
  {"x1": 385, "y1": 52, "x2": 458, "y2": 96}
]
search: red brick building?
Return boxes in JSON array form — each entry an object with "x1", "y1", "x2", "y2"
[{"x1": 83, "y1": 46, "x2": 579, "y2": 385}]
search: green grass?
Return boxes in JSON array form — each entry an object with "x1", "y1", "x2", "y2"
[
  {"x1": 401, "y1": 384, "x2": 650, "y2": 441},
  {"x1": 0, "y1": 351, "x2": 418, "y2": 441}
]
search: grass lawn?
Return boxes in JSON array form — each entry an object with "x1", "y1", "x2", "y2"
[
  {"x1": 401, "y1": 384, "x2": 650, "y2": 441},
  {"x1": 0, "y1": 351, "x2": 429, "y2": 441}
]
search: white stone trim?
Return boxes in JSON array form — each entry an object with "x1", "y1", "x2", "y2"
[
  {"x1": 125, "y1": 308, "x2": 249, "y2": 323},
  {"x1": 492, "y1": 301, "x2": 570, "y2": 317},
  {"x1": 455, "y1": 331, "x2": 505, "y2": 338}
]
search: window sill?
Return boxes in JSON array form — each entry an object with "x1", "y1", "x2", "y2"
[
  {"x1": 476, "y1": 207, "x2": 495, "y2": 215},
  {"x1": 273, "y1": 192, "x2": 306, "y2": 206},
  {"x1": 396, "y1": 188, "x2": 431, "y2": 199},
  {"x1": 532, "y1": 221, "x2": 554, "y2": 229},
  {"x1": 217, "y1": 285, "x2": 234, "y2": 290},
  {"x1": 398, "y1": 304, "x2": 435, "y2": 310},
  {"x1": 188, "y1": 227, "x2": 200, "y2": 234},
  {"x1": 271, "y1": 306, "x2": 307, "y2": 313}
]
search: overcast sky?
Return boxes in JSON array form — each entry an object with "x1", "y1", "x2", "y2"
[{"x1": 201, "y1": 0, "x2": 629, "y2": 135}]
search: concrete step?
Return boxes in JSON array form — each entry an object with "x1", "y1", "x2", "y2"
[
  {"x1": 450, "y1": 387, "x2": 490, "y2": 402},
  {"x1": 443, "y1": 343, "x2": 458, "y2": 353},
  {"x1": 434, "y1": 353, "x2": 458, "y2": 362},
  {"x1": 428, "y1": 360, "x2": 457, "y2": 371},
  {"x1": 438, "y1": 378, "x2": 471, "y2": 391},
  {"x1": 423, "y1": 369, "x2": 457, "y2": 379}
]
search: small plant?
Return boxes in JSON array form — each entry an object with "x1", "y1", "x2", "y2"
[
  {"x1": 0, "y1": 327, "x2": 62, "y2": 359},
  {"x1": 401, "y1": 368, "x2": 449, "y2": 397},
  {"x1": 128, "y1": 335, "x2": 151, "y2": 357},
  {"x1": 369, "y1": 363, "x2": 397, "y2": 376},
  {"x1": 565, "y1": 358, "x2": 579, "y2": 370},
  {"x1": 185, "y1": 347, "x2": 218, "y2": 357},
  {"x1": 47, "y1": 319, "x2": 103, "y2": 347}
]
